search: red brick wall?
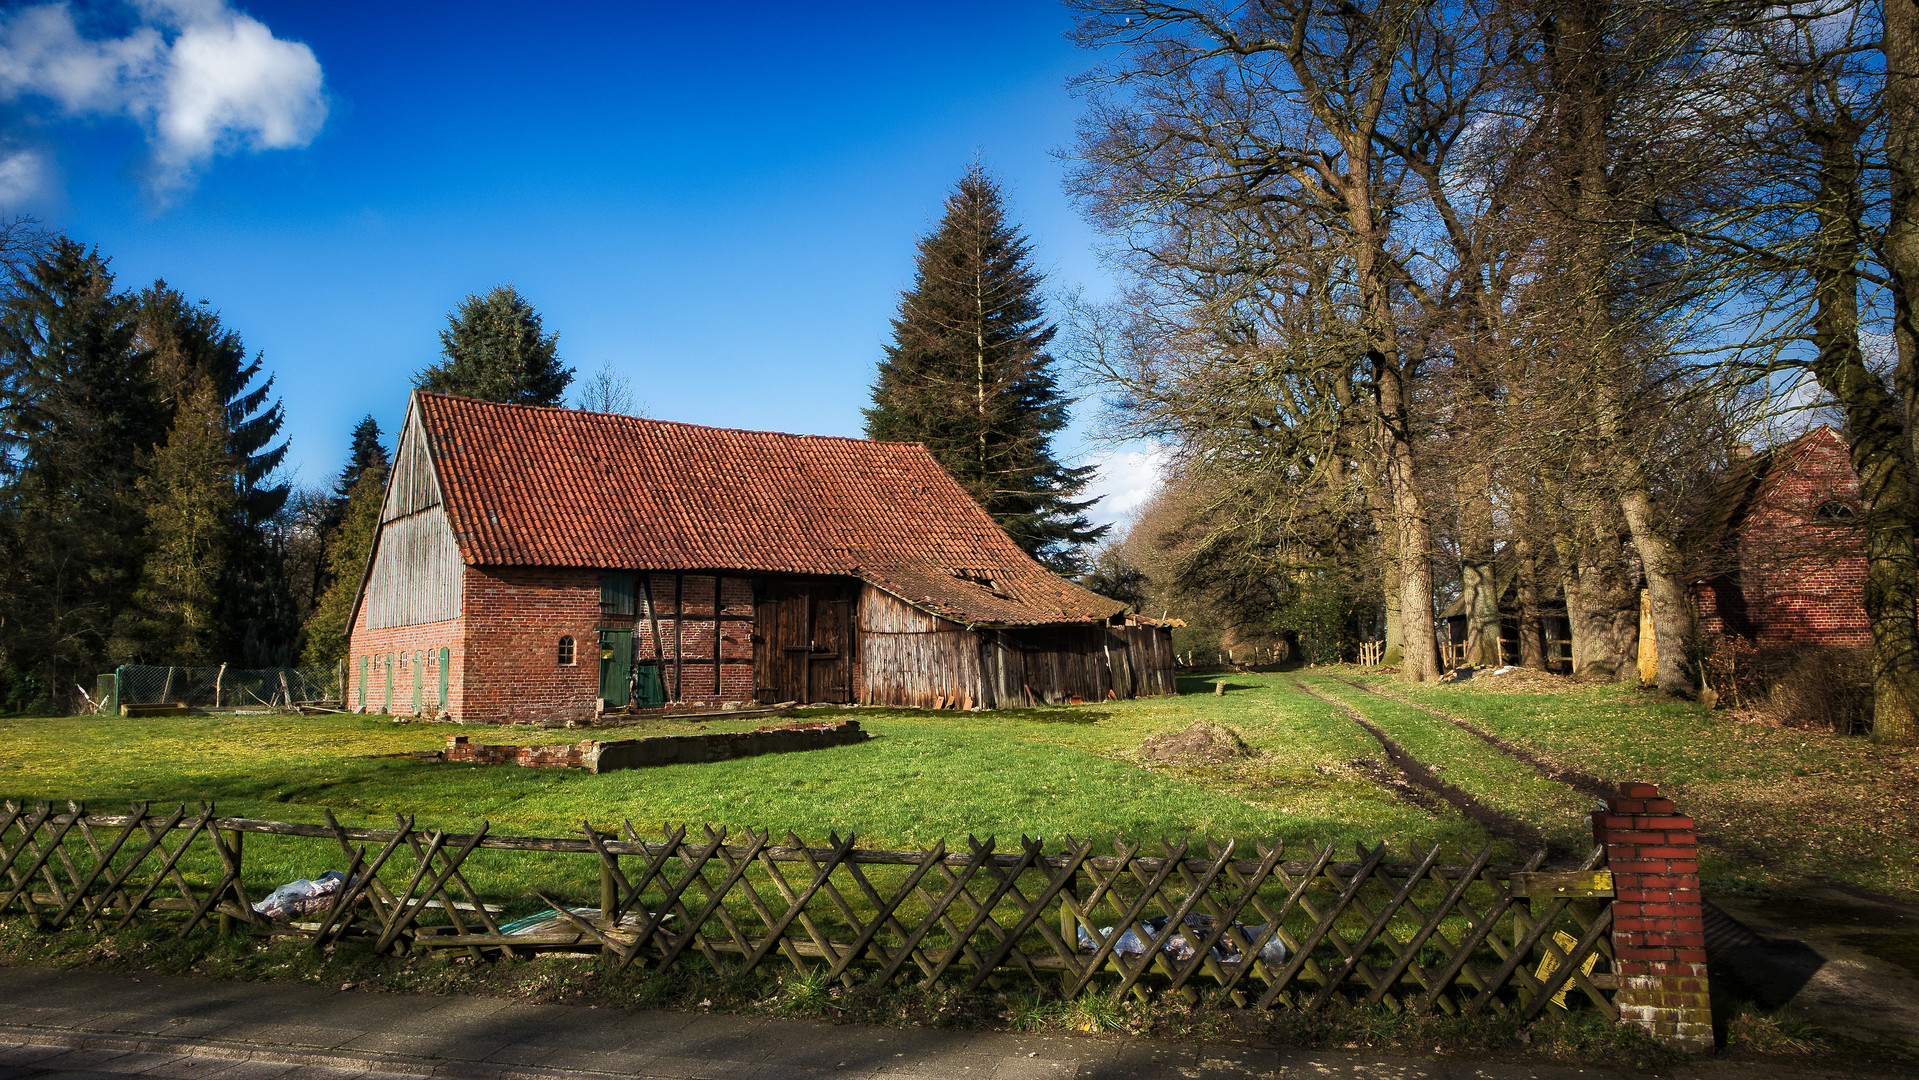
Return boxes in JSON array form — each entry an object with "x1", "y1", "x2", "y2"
[
  {"x1": 1694, "y1": 428, "x2": 1870, "y2": 647},
  {"x1": 1594, "y1": 782, "x2": 1712, "y2": 1052},
  {"x1": 460, "y1": 566, "x2": 604, "y2": 725},
  {"x1": 634, "y1": 573, "x2": 758, "y2": 704},
  {"x1": 353, "y1": 567, "x2": 897, "y2": 722},
  {"x1": 348, "y1": 602, "x2": 463, "y2": 718}
]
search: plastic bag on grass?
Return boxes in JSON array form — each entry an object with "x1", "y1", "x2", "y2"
[
  {"x1": 1076, "y1": 913, "x2": 1287, "y2": 965},
  {"x1": 252, "y1": 870, "x2": 348, "y2": 919}
]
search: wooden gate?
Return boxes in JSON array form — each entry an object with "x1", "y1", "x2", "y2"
[{"x1": 754, "y1": 578, "x2": 855, "y2": 704}]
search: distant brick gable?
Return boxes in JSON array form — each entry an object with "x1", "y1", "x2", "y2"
[{"x1": 1692, "y1": 426, "x2": 1869, "y2": 646}]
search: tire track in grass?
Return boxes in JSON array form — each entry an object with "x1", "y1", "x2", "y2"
[
  {"x1": 1325, "y1": 676, "x2": 1788, "y2": 872},
  {"x1": 1291, "y1": 679, "x2": 1551, "y2": 854},
  {"x1": 1329, "y1": 677, "x2": 1613, "y2": 801}
]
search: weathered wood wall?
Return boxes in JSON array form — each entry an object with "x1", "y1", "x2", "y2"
[
  {"x1": 366, "y1": 504, "x2": 464, "y2": 628},
  {"x1": 857, "y1": 587, "x2": 980, "y2": 707},
  {"x1": 382, "y1": 406, "x2": 440, "y2": 521},
  {"x1": 366, "y1": 405, "x2": 463, "y2": 629},
  {"x1": 857, "y1": 586, "x2": 1175, "y2": 708}
]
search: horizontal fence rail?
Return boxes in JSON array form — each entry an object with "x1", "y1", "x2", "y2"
[{"x1": 0, "y1": 800, "x2": 1616, "y2": 1019}]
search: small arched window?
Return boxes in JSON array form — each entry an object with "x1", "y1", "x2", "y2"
[
  {"x1": 1817, "y1": 500, "x2": 1857, "y2": 522},
  {"x1": 557, "y1": 636, "x2": 576, "y2": 666}
]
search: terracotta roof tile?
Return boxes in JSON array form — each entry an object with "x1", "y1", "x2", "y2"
[{"x1": 415, "y1": 393, "x2": 1124, "y2": 627}]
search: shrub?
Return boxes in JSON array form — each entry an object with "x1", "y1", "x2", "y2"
[
  {"x1": 1762, "y1": 646, "x2": 1872, "y2": 735},
  {"x1": 1702, "y1": 637, "x2": 1872, "y2": 734}
]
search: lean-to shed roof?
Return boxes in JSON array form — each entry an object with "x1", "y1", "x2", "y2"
[{"x1": 413, "y1": 392, "x2": 1125, "y2": 627}]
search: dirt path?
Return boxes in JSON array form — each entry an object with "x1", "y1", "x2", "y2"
[
  {"x1": 1320, "y1": 675, "x2": 1802, "y2": 875},
  {"x1": 1290, "y1": 679, "x2": 1552, "y2": 854},
  {"x1": 1327, "y1": 676, "x2": 1614, "y2": 801}
]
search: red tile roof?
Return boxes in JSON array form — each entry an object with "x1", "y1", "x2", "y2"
[{"x1": 414, "y1": 392, "x2": 1125, "y2": 627}]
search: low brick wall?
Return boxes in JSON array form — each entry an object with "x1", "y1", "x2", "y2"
[{"x1": 443, "y1": 720, "x2": 869, "y2": 774}]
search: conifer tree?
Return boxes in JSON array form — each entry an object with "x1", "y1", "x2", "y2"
[
  {"x1": 340, "y1": 415, "x2": 388, "y2": 494},
  {"x1": 415, "y1": 285, "x2": 573, "y2": 406},
  {"x1": 114, "y1": 375, "x2": 237, "y2": 664},
  {"x1": 301, "y1": 457, "x2": 387, "y2": 666},
  {"x1": 865, "y1": 165, "x2": 1105, "y2": 570},
  {"x1": 318, "y1": 415, "x2": 388, "y2": 540},
  {"x1": 132, "y1": 284, "x2": 297, "y2": 665},
  {"x1": 0, "y1": 239, "x2": 163, "y2": 709},
  {"x1": 138, "y1": 283, "x2": 288, "y2": 524}
]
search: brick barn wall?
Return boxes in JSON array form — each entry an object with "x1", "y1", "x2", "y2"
[
  {"x1": 633, "y1": 573, "x2": 758, "y2": 704},
  {"x1": 1693, "y1": 429, "x2": 1871, "y2": 647},
  {"x1": 461, "y1": 566, "x2": 603, "y2": 725},
  {"x1": 347, "y1": 602, "x2": 464, "y2": 718}
]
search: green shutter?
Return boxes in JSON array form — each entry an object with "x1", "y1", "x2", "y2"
[
  {"x1": 438, "y1": 647, "x2": 450, "y2": 707},
  {"x1": 601, "y1": 573, "x2": 636, "y2": 618}
]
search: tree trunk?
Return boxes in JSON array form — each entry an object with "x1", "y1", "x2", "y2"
[
  {"x1": 1884, "y1": 0, "x2": 1919, "y2": 473},
  {"x1": 1377, "y1": 357, "x2": 1439, "y2": 682},
  {"x1": 1515, "y1": 532, "x2": 1546, "y2": 670},
  {"x1": 1807, "y1": 118, "x2": 1919, "y2": 744},
  {"x1": 1559, "y1": 501, "x2": 1637, "y2": 679},
  {"x1": 1459, "y1": 456, "x2": 1503, "y2": 667},
  {"x1": 1614, "y1": 482, "x2": 1695, "y2": 694}
]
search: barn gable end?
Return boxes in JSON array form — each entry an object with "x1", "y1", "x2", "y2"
[{"x1": 365, "y1": 403, "x2": 463, "y2": 629}]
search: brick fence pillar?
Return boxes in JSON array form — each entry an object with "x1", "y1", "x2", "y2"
[{"x1": 1593, "y1": 781, "x2": 1713, "y2": 1053}]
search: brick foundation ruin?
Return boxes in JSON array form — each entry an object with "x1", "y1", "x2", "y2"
[{"x1": 441, "y1": 720, "x2": 869, "y2": 774}]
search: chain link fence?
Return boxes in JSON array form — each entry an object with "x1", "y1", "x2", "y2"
[{"x1": 103, "y1": 664, "x2": 343, "y2": 713}]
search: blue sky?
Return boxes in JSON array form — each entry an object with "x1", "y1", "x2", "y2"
[{"x1": 0, "y1": 0, "x2": 1163, "y2": 526}]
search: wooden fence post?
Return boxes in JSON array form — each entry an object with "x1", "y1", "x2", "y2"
[
  {"x1": 1594, "y1": 782, "x2": 1712, "y2": 1053},
  {"x1": 219, "y1": 827, "x2": 243, "y2": 934}
]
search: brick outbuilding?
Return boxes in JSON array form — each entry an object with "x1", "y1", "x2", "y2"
[
  {"x1": 1691, "y1": 426, "x2": 1869, "y2": 646},
  {"x1": 346, "y1": 393, "x2": 1172, "y2": 724}
]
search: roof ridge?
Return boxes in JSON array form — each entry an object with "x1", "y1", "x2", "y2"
[{"x1": 417, "y1": 391, "x2": 927, "y2": 449}]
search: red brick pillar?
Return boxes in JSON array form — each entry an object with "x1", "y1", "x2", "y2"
[{"x1": 1594, "y1": 782, "x2": 1713, "y2": 1052}]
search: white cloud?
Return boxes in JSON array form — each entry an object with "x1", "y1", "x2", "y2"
[
  {"x1": 0, "y1": 1, "x2": 325, "y2": 201},
  {"x1": 0, "y1": 146, "x2": 52, "y2": 205},
  {"x1": 1082, "y1": 443, "x2": 1168, "y2": 531}
]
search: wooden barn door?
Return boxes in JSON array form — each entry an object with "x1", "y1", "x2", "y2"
[{"x1": 754, "y1": 579, "x2": 855, "y2": 704}]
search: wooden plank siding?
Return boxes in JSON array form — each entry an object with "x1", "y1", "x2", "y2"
[
  {"x1": 382, "y1": 407, "x2": 441, "y2": 521},
  {"x1": 366, "y1": 408, "x2": 463, "y2": 629},
  {"x1": 364, "y1": 505, "x2": 464, "y2": 628},
  {"x1": 857, "y1": 585, "x2": 1175, "y2": 709}
]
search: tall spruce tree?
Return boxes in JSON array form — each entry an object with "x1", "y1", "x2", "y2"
[
  {"x1": 114, "y1": 374, "x2": 237, "y2": 665},
  {"x1": 129, "y1": 284, "x2": 298, "y2": 666},
  {"x1": 0, "y1": 240, "x2": 164, "y2": 709},
  {"x1": 415, "y1": 285, "x2": 573, "y2": 406},
  {"x1": 865, "y1": 165, "x2": 1105, "y2": 570},
  {"x1": 340, "y1": 415, "x2": 387, "y2": 494}
]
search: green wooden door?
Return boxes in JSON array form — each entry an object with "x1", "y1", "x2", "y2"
[
  {"x1": 599, "y1": 629, "x2": 632, "y2": 707},
  {"x1": 358, "y1": 655, "x2": 368, "y2": 708},
  {"x1": 412, "y1": 652, "x2": 423, "y2": 710},
  {"x1": 438, "y1": 647, "x2": 450, "y2": 707},
  {"x1": 633, "y1": 661, "x2": 664, "y2": 707},
  {"x1": 384, "y1": 654, "x2": 394, "y2": 712}
]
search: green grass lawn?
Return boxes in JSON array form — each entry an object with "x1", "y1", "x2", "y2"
[{"x1": 5, "y1": 668, "x2": 1914, "y2": 901}]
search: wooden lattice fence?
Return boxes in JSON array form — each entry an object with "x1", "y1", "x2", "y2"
[{"x1": 1, "y1": 799, "x2": 1617, "y2": 1021}]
